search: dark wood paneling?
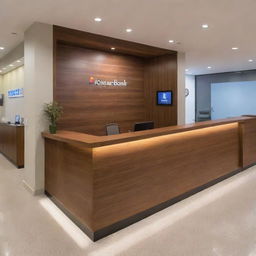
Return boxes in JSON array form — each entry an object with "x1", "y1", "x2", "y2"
[
  {"x1": 0, "y1": 124, "x2": 24, "y2": 168},
  {"x1": 45, "y1": 138, "x2": 94, "y2": 230},
  {"x1": 43, "y1": 118, "x2": 256, "y2": 238},
  {"x1": 93, "y1": 123, "x2": 239, "y2": 229},
  {"x1": 54, "y1": 26, "x2": 178, "y2": 134},
  {"x1": 144, "y1": 54, "x2": 177, "y2": 127},
  {"x1": 54, "y1": 26, "x2": 176, "y2": 58},
  {"x1": 43, "y1": 116, "x2": 254, "y2": 148},
  {"x1": 55, "y1": 44, "x2": 146, "y2": 135},
  {"x1": 240, "y1": 119, "x2": 256, "y2": 167}
]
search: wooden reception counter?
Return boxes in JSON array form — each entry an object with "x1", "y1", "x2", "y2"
[
  {"x1": 43, "y1": 116, "x2": 256, "y2": 241},
  {"x1": 0, "y1": 123, "x2": 24, "y2": 168}
]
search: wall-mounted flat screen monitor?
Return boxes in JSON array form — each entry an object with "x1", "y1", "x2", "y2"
[{"x1": 157, "y1": 91, "x2": 172, "y2": 105}]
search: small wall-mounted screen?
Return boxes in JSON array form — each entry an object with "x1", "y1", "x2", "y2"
[{"x1": 157, "y1": 91, "x2": 172, "y2": 105}]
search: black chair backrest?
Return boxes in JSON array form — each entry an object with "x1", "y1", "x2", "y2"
[{"x1": 134, "y1": 121, "x2": 154, "y2": 132}]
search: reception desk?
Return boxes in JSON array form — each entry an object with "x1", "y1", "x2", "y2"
[
  {"x1": 0, "y1": 123, "x2": 24, "y2": 168},
  {"x1": 43, "y1": 116, "x2": 256, "y2": 241}
]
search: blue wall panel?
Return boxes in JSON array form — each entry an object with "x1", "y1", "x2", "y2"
[{"x1": 211, "y1": 81, "x2": 256, "y2": 119}]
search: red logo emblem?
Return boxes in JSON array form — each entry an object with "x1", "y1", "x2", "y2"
[{"x1": 89, "y1": 76, "x2": 95, "y2": 84}]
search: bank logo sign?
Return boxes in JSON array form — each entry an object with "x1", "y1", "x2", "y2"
[
  {"x1": 89, "y1": 76, "x2": 127, "y2": 87},
  {"x1": 8, "y1": 88, "x2": 24, "y2": 98}
]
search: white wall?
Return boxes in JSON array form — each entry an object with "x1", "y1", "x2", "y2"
[
  {"x1": 177, "y1": 52, "x2": 186, "y2": 125},
  {"x1": 23, "y1": 22, "x2": 53, "y2": 194},
  {"x1": 0, "y1": 66, "x2": 24, "y2": 123},
  {"x1": 185, "y1": 75, "x2": 195, "y2": 124}
]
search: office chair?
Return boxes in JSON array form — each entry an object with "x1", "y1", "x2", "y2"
[
  {"x1": 197, "y1": 110, "x2": 211, "y2": 122},
  {"x1": 106, "y1": 123, "x2": 120, "y2": 135}
]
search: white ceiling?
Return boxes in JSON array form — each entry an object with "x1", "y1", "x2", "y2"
[{"x1": 1, "y1": 0, "x2": 256, "y2": 75}]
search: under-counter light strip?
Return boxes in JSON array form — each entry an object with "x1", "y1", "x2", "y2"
[
  {"x1": 39, "y1": 198, "x2": 90, "y2": 249},
  {"x1": 85, "y1": 152, "x2": 252, "y2": 256}
]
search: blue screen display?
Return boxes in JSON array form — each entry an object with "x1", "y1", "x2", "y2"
[{"x1": 157, "y1": 91, "x2": 172, "y2": 105}]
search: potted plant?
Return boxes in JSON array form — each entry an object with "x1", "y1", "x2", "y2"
[{"x1": 44, "y1": 101, "x2": 63, "y2": 134}]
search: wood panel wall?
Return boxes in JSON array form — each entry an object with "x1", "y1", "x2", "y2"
[
  {"x1": 55, "y1": 44, "x2": 146, "y2": 135},
  {"x1": 54, "y1": 26, "x2": 178, "y2": 135},
  {"x1": 144, "y1": 54, "x2": 177, "y2": 127}
]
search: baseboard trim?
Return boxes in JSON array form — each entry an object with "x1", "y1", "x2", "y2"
[
  {"x1": 23, "y1": 180, "x2": 44, "y2": 196},
  {"x1": 45, "y1": 165, "x2": 254, "y2": 242}
]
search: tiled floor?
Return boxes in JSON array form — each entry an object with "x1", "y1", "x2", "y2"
[{"x1": 1, "y1": 154, "x2": 256, "y2": 256}]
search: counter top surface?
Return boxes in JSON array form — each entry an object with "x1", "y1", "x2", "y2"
[
  {"x1": 0, "y1": 123, "x2": 24, "y2": 127},
  {"x1": 42, "y1": 116, "x2": 256, "y2": 147}
]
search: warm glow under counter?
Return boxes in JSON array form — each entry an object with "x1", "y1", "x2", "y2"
[
  {"x1": 42, "y1": 116, "x2": 254, "y2": 148},
  {"x1": 42, "y1": 116, "x2": 256, "y2": 241}
]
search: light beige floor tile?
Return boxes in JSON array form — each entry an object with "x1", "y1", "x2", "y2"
[{"x1": 1, "y1": 154, "x2": 256, "y2": 256}]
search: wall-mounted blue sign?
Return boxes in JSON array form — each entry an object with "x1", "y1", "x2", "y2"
[{"x1": 8, "y1": 88, "x2": 24, "y2": 98}]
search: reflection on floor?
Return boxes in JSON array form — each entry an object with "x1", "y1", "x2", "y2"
[{"x1": 1, "y1": 153, "x2": 256, "y2": 256}]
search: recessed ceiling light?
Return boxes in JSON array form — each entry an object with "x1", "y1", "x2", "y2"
[
  {"x1": 207, "y1": 66, "x2": 212, "y2": 69},
  {"x1": 0, "y1": 70, "x2": 2, "y2": 73},
  {"x1": 248, "y1": 59, "x2": 253, "y2": 62},
  {"x1": 168, "y1": 40, "x2": 174, "y2": 43},
  {"x1": 94, "y1": 17, "x2": 102, "y2": 22},
  {"x1": 3, "y1": 67, "x2": 6, "y2": 70},
  {"x1": 185, "y1": 69, "x2": 189, "y2": 72},
  {"x1": 232, "y1": 47, "x2": 239, "y2": 50},
  {"x1": 126, "y1": 28, "x2": 132, "y2": 33},
  {"x1": 202, "y1": 24, "x2": 209, "y2": 29},
  {"x1": 17, "y1": 60, "x2": 21, "y2": 63},
  {"x1": 9, "y1": 64, "x2": 14, "y2": 67},
  {"x1": 0, "y1": 47, "x2": 4, "y2": 50},
  {"x1": 111, "y1": 47, "x2": 115, "y2": 51}
]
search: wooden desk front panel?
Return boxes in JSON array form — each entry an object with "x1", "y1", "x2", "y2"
[
  {"x1": 93, "y1": 123, "x2": 240, "y2": 230},
  {"x1": 45, "y1": 138, "x2": 94, "y2": 229},
  {"x1": 241, "y1": 119, "x2": 256, "y2": 167},
  {"x1": 0, "y1": 124, "x2": 24, "y2": 168}
]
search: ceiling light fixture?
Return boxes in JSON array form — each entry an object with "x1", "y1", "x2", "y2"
[
  {"x1": 202, "y1": 24, "x2": 209, "y2": 29},
  {"x1": 248, "y1": 59, "x2": 253, "y2": 62},
  {"x1": 0, "y1": 47, "x2": 4, "y2": 50},
  {"x1": 185, "y1": 69, "x2": 189, "y2": 72},
  {"x1": 168, "y1": 40, "x2": 174, "y2": 43},
  {"x1": 9, "y1": 64, "x2": 14, "y2": 67},
  {"x1": 94, "y1": 17, "x2": 102, "y2": 22},
  {"x1": 126, "y1": 28, "x2": 132, "y2": 33},
  {"x1": 0, "y1": 70, "x2": 2, "y2": 73},
  {"x1": 111, "y1": 47, "x2": 115, "y2": 51},
  {"x1": 232, "y1": 47, "x2": 239, "y2": 50},
  {"x1": 17, "y1": 60, "x2": 21, "y2": 63},
  {"x1": 207, "y1": 66, "x2": 212, "y2": 69}
]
